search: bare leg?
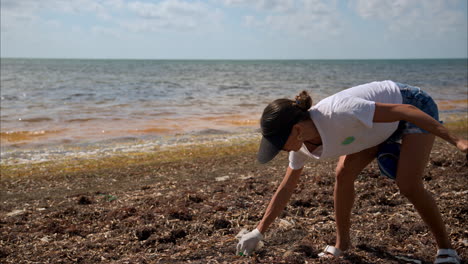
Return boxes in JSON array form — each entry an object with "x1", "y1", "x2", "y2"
[
  {"x1": 396, "y1": 133, "x2": 451, "y2": 249},
  {"x1": 334, "y1": 146, "x2": 378, "y2": 251}
]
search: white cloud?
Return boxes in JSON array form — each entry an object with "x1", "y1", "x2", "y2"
[
  {"x1": 0, "y1": 0, "x2": 120, "y2": 33},
  {"x1": 351, "y1": 0, "x2": 467, "y2": 37},
  {"x1": 238, "y1": 0, "x2": 342, "y2": 40},
  {"x1": 124, "y1": 0, "x2": 224, "y2": 32},
  {"x1": 1, "y1": 0, "x2": 226, "y2": 36},
  {"x1": 223, "y1": 0, "x2": 296, "y2": 13}
]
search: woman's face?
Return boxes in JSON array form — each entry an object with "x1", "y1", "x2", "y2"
[{"x1": 283, "y1": 125, "x2": 303, "y2": 152}]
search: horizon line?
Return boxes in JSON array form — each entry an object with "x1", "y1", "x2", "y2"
[{"x1": 1, "y1": 56, "x2": 467, "y2": 61}]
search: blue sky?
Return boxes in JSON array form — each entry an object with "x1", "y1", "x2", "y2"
[{"x1": 1, "y1": 0, "x2": 467, "y2": 59}]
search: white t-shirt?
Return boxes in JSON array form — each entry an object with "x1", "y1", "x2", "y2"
[{"x1": 289, "y1": 80, "x2": 402, "y2": 170}]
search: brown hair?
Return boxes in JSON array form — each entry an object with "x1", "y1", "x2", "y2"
[
  {"x1": 293, "y1": 90, "x2": 313, "y2": 112},
  {"x1": 260, "y1": 91, "x2": 313, "y2": 137}
]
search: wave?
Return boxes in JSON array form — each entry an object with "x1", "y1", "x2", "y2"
[
  {"x1": 154, "y1": 80, "x2": 183, "y2": 89},
  {"x1": 20, "y1": 117, "x2": 54, "y2": 122},
  {"x1": 218, "y1": 84, "x2": 251, "y2": 91},
  {"x1": 193, "y1": 129, "x2": 229, "y2": 135},
  {"x1": 66, "y1": 118, "x2": 100, "y2": 122},
  {"x1": 0, "y1": 129, "x2": 65, "y2": 143},
  {"x1": 237, "y1": 103, "x2": 257, "y2": 107}
]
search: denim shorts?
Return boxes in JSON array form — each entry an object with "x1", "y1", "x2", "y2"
[
  {"x1": 378, "y1": 82, "x2": 441, "y2": 179},
  {"x1": 386, "y1": 82, "x2": 441, "y2": 143}
]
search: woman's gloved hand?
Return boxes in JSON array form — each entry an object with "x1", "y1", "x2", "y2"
[{"x1": 236, "y1": 228, "x2": 264, "y2": 256}]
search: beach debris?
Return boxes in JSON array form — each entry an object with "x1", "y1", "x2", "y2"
[
  {"x1": 135, "y1": 227, "x2": 155, "y2": 241},
  {"x1": 99, "y1": 193, "x2": 118, "y2": 202},
  {"x1": 278, "y1": 219, "x2": 295, "y2": 230},
  {"x1": 169, "y1": 210, "x2": 193, "y2": 221},
  {"x1": 291, "y1": 199, "x2": 313, "y2": 208},
  {"x1": 77, "y1": 196, "x2": 93, "y2": 205},
  {"x1": 1, "y1": 139, "x2": 466, "y2": 263},
  {"x1": 213, "y1": 219, "x2": 231, "y2": 229},
  {"x1": 215, "y1": 176, "x2": 230, "y2": 181},
  {"x1": 187, "y1": 194, "x2": 204, "y2": 203},
  {"x1": 158, "y1": 229, "x2": 187, "y2": 244},
  {"x1": 39, "y1": 236, "x2": 51, "y2": 243},
  {"x1": 461, "y1": 239, "x2": 468, "y2": 247},
  {"x1": 239, "y1": 174, "x2": 253, "y2": 180},
  {"x1": 6, "y1": 209, "x2": 26, "y2": 217}
]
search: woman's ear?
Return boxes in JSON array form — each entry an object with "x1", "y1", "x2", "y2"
[{"x1": 293, "y1": 124, "x2": 303, "y2": 141}]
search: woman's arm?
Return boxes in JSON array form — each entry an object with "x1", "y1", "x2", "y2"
[
  {"x1": 256, "y1": 166, "x2": 303, "y2": 234},
  {"x1": 373, "y1": 103, "x2": 467, "y2": 152}
]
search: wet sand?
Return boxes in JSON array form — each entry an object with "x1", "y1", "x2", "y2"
[{"x1": 1, "y1": 126, "x2": 467, "y2": 263}]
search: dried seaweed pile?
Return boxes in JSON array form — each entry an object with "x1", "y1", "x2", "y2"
[{"x1": 1, "y1": 140, "x2": 467, "y2": 263}]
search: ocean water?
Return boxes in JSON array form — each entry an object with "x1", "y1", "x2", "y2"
[{"x1": 1, "y1": 58, "x2": 467, "y2": 164}]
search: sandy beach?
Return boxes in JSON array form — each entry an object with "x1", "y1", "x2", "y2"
[
  {"x1": 1, "y1": 122, "x2": 467, "y2": 264},
  {"x1": 2, "y1": 0, "x2": 467, "y2": 262}
]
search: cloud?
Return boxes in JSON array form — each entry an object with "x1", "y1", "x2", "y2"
[
  {"x1": 124, "y1": 0, "x2": 224, "y2": 32},
  {"x1": 0, "y1": 0, "x2": 119, "y2": 33},
  {"x1": 1, "y1": 0, "x2": 224, "y2": 36},
  {"x1": 238, "y1": 0, "x2": 342, "y2": 40},
  {"x1": 351, "y1": 0, "x2": 467, "y2": 37},
  {"x1": 223, "y1": 0, "x2": 296, "y2": 13},
  {"x1": 1, "y1": 0, "x2": 40, "y2": 32}
]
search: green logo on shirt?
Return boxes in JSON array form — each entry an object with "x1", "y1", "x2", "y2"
[{"x1": 341, "y1": 136, "x2": 355, "y2": 145}]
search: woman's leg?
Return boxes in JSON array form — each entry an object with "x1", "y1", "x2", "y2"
[
  {"x1": 334, "y1": 146, "x2": 379, "y2": 251},
  {"x1": 396, "y1": 133, "x2": 451, "y2": 249}
]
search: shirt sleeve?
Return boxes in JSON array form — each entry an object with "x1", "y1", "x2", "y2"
[
  {"x1": 288, "y1": 150, "x2": 308, "y2": 170},
  {"x1": 337, "y1": 96, "x2": 376, "y2": 129}
]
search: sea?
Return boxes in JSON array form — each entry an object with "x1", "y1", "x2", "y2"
[{"x1": 1, "y1": 58, "x2": 467, "y2": 164}]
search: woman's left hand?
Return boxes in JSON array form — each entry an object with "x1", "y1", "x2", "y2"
[{"x1": 456, "y1": 139, "x2": 468, "y2": 153}]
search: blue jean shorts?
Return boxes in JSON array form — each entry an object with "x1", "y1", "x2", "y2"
[
  {"x1": 377, "y1": 82, "x2": 441, "y2": 180},
  {"x1": 386, "y1": 82, "x2": 441, "y2": 143}
]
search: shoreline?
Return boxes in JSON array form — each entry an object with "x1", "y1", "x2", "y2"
[{"x1": 1, "y1": 113, "x2": 466, "y2": 167}]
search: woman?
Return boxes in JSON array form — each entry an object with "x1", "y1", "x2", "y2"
[{"x1": 236, "y1": 80, "x2": 466, "y2": 264}]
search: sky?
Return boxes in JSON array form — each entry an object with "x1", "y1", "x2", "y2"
[{"x1": 1, "y1": 0, "x2": 467, "y2": 59}]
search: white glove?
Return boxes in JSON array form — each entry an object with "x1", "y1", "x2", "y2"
[{"x1": 236, "y1": 228, "x2": 264, "y2": 256}]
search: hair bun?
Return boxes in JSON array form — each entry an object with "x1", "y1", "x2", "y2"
[{"x1": 294, "y1": 90, "x2": 312, "y2": 111}]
